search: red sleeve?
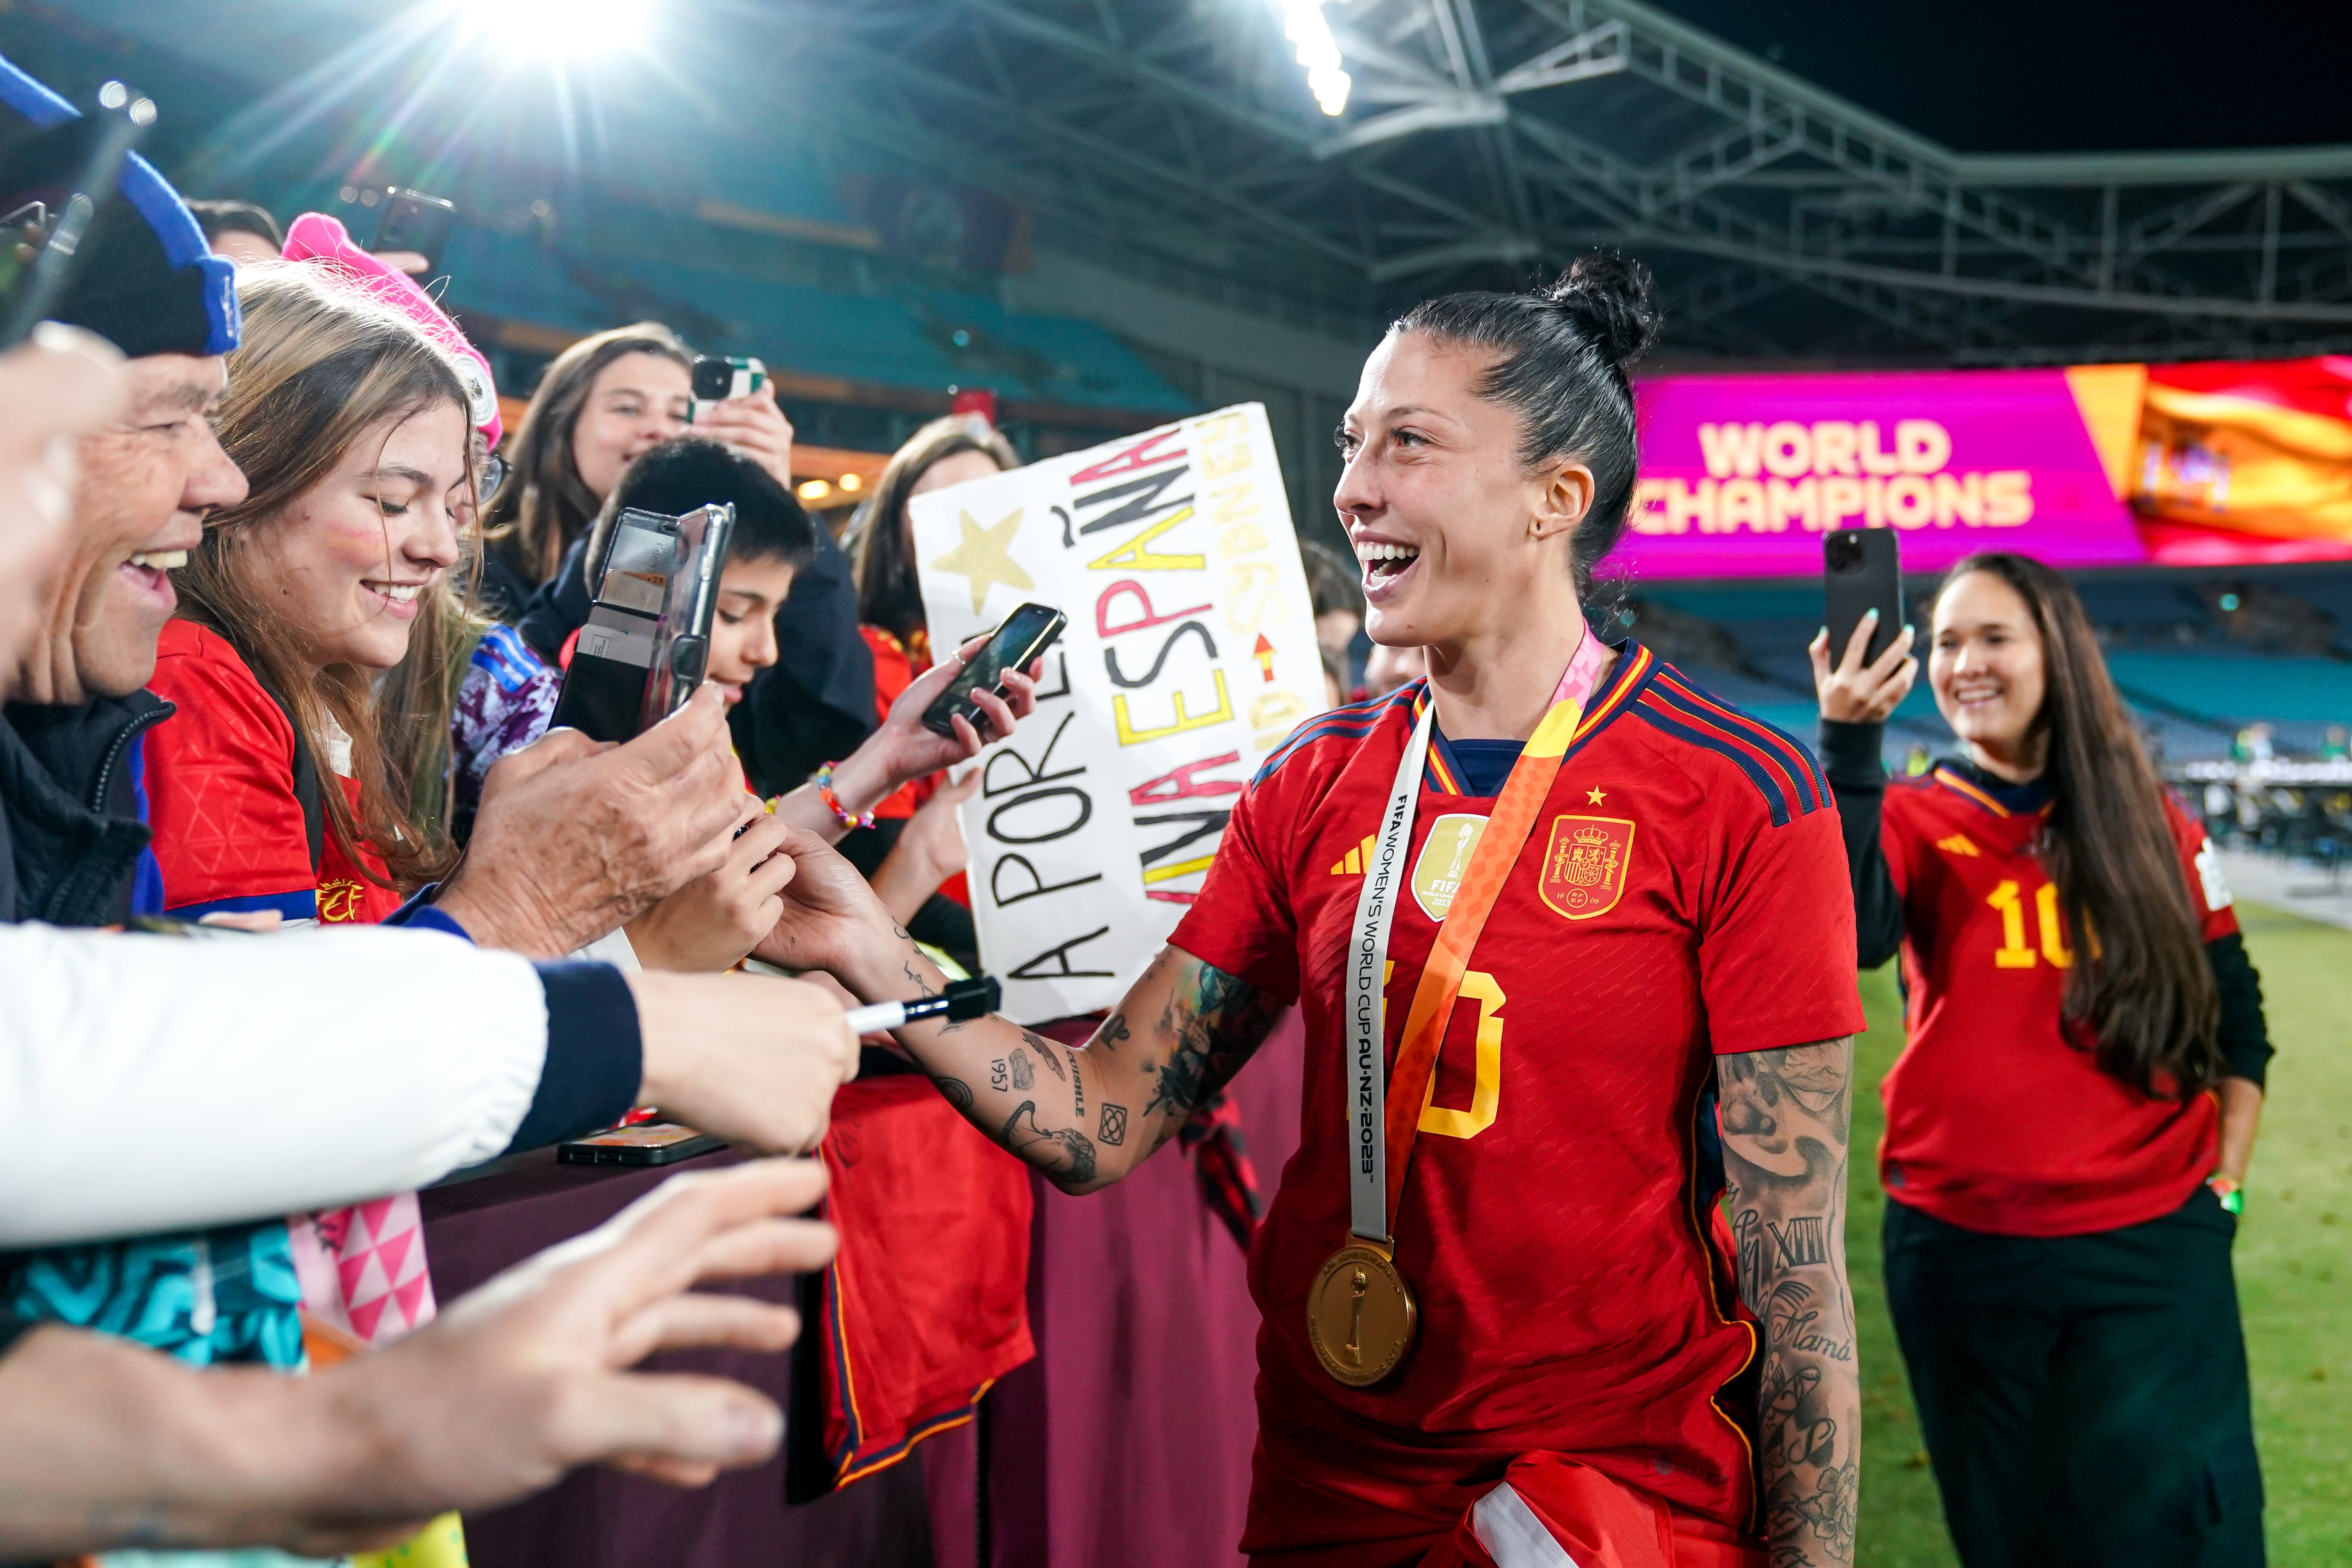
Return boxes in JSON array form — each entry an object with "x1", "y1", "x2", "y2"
[
  {"x1": 144, "y1": 629, "x2": 316, "y2": 915},
  {"x1": 2166, "y1": 791, "x2": 2240, "y2": 941},
  {"x1": 1700, "y1": 804, "x2": 1868, "y2": 1055},
  {"x1": 1168, "y1": 772, "x2": 1301, "y2": 1003},
  {"x1": 861, "y1": 625, "x2": 917, "y2": 721}
]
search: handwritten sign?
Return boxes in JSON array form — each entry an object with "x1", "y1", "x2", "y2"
[{"x1": 911, "y1": 405, "x2": 1323, "y2": 1023}]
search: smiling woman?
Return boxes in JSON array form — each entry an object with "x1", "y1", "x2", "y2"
[
  {"x1": 143, "y1": 263, "x2": 476, "y2": 923},
  {"x1": 755, "y1": 255, "x2": 1870, "y2": 1568}
]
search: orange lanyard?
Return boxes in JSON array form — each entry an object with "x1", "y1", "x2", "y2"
[{"x1": 1340, "y1": 630, "x2": 1612, "y2": 1243}]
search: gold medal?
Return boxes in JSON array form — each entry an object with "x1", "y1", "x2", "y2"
[{"x1": 1306, "y1": 1241, "x2": 1417, "y2": 1387}]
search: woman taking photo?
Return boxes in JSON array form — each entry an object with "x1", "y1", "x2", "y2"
[
  {"x1": 479, "y1": 319, "x2": 794, "y2": 614},
  {"x1": 756, "y1": 257, "x2": 1867, "y2": 1568},
  {"x1": 1811, "y1": 554, "x2": 2269, "y2": 1564}
]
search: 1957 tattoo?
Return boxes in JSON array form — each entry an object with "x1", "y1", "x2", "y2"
[{"x1": 877, "y1": 932, "x2": 1283, "y2": 1195}]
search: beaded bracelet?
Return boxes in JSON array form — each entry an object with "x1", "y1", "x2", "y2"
[{"x1": 814, "y1": 762, "x2": 875, "y2": 830}]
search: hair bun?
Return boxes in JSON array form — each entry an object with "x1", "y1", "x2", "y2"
[{"x1": 1542, "y1": 252, "x2": 1660, "y2": 369}]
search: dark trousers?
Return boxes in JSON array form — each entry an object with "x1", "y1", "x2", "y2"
[{"x1": 1883, "y1": 1188, "x2": 2264, "y2": 1568}]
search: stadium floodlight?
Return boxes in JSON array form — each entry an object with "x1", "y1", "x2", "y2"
[
  {"x1": 1270, "y1": 0, "x2": 1351, "y2": 116},
  {"x1": 468, "y1": 0, "x2": 651, "y2": 57}
]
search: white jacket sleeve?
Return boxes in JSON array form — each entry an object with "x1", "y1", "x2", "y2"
[{"x1": 0, "y1": 923, "x2": 548, "y2": 1247}]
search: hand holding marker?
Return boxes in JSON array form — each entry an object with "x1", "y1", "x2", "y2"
[{"x1": 842, "y1": 975, "x2": 1001, "y2": 1035}]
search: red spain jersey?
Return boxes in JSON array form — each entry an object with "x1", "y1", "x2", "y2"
[
  {"x1": 1878, "y1": 764, "x2": 2236, "y2": 1238},
  {"x1": 145, "y1": 620, "x2": 404, "y2": 926},
  {"x1": 1170, "y1": 645, "x2": 1864, "y2": 1562}
]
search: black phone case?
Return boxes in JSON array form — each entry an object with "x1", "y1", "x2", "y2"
[
  {"x1": 1824, "y1": 529, "x2": 1904, "y2": 667},
  {"x1": 372, "y1": 192, "x2": 455, "y2": 272},
  {"x1": 556, "y1": 1133, "x2": 726, "y2": 1168},
  {"x1": 922, "y1": 610, "x2": 1066, "y2": 738},
  {"x1": 549, "y1": 653, "x2": 645, "y2": 746}
]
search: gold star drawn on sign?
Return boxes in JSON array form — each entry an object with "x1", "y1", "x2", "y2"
[
  {"x1": 930, "y1": 508, "x2": 1033, "y2": 614},
  {"x1": 1586, "y1": 786, "x2": 1607, "y2": 805}
]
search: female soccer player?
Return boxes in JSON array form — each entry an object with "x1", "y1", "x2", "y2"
[
  {"x1": 758, "y1": 256, "x2": 1867, "y2": 1568},
  {"x1": 1811, "y1": 554, "x2": 2269, "y2": 1564}
]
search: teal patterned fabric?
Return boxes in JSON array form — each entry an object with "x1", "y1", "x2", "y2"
[{"x1": 1, "y1": 1218, "x2": 305, "y2": 1368}]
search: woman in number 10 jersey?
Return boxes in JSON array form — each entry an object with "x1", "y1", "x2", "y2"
[
  {"x1": 758, "y1": 256, "x2": 1868, "y2": 1568},
  {"x1": 1812, "y1": 554, "x2": 2270, "y2": 1565}
]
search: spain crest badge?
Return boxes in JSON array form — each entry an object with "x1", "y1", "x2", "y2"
[{"x1": 1538, "y1": 814, "x2": 1636, "y2": 921}]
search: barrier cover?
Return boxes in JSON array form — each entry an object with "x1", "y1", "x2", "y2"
[
  {"x1": 912, "y1": 405, "x2": 1324, "y2": 1024},
  {"x1": 1617, "y1": 358, "x2": 2352, "y2": 580}
]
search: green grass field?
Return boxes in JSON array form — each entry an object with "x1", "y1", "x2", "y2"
[{"x1": 1846, "y1": 899, "x2": 2352, "y2": 1565}]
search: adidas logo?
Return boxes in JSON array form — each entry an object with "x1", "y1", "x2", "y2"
[
  {"x1": 1936, "y1": 833, "x2": 1981, "y2": 858},
  {"x1": 1330, "y1": 834, "x2": 1377, "y2": 875}
]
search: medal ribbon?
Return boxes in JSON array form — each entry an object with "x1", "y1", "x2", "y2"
[{"x1": 1342, "y1": 630, "x2": 1612, "y2": 1245}]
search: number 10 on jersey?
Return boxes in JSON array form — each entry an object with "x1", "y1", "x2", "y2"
[{"x1": 1986, "y1": 878, "x2": 2073, "y2": 970}]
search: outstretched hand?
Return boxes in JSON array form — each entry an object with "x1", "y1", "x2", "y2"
[
  {"x1": 1809, "y1": 612, "x2": 1917, "y2": 725},
  {"x1": 0, "y1": 1162, "x2": 841, "y2": 1560},
  {"x1": 829, "y1": 636, "x2": 1041, "y2": 811},
  {"x1": 284, "y1": 1160, "x2": 834, "y2": 1550}
]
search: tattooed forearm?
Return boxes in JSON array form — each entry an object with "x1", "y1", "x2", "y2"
[
  {"x1": 880, "y1": 935, "x2": 1280, "y2": 1193},
  {"x1": 1000, "y1": 1101, "x2": 1098, "y2": 1186},
  {"x1": 1142, "y1": 956, "x2": 1284, "y2": 1130},
  {"x1": 1720, "y1": 1036, "x2": 1859, "y2": 1568}
]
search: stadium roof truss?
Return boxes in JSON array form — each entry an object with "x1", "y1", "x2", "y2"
[{"x1": 779, "y1": 0, "x2": 2352, "y2": 363}]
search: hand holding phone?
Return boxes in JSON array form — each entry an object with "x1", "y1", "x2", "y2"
[
  {"x1": 922, "y1": 603, "x2": 1066, "y2": 740},
  {"x1": 550, "y1": 503, "x2": 736, "y2": 744},
  {"x1": 1813, "y1": 528, "x2": 1917, "y2": 725}
]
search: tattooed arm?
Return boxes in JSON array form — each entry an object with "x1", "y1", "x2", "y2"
[
  {"x1": 1718, "y1": 1037, "x2": 1860, "y2": 1568},
  {"x1": 753, "y1": 829, "x2": 1284, "y2": 1194}
]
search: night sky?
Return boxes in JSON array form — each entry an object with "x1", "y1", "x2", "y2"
[{"x1": 1653, "y1": 0, "x2": 2352, "y2": 154}]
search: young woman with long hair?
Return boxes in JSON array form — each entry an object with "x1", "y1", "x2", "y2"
[
  {"x1": 478, "y1": 319, "x2": 794, "y2": 613},
  {"x1": 839, "y1": 414, "x2": 1021, "y2": 933},
  {"x1": 755, "y1": 257, "x2": 1867, "y2": 1568},
  {"x1": 149, "y1": 265, "x2": 474, "y2": 924},
  {"x1": 850, "y1": 412, "x2": 1021, "y2": 653},
  {"x1": 1811, "y1": 552, "x2": 2269, "y2": 1563}
]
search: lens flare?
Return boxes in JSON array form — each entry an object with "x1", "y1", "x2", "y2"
[
  {"x1": 1270, "y1": 0, "x2": 1351, "y2": 116},
  {"x1": 468, "y1": 0, "x2": 651, "y2": 58}
]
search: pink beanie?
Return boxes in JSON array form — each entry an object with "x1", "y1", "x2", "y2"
[{"x1": 280, "y1": 211, "x2": 501, "y2": 448}]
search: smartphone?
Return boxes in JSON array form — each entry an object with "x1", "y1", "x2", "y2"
[
  {"x1": 549, "y1": 502, "x2": 735, "y2": 742},
  {"x1": 557, "y1": 1122, "x2": 726, "y2": 1168},
  {"x1": 639, "y1": 501, "x2": 733, "y2": 730},
  {"x1": 691, "y1": 354, "x2": 767, "y2": 422},
  {"x1": 922, "y1": 602, "x2": 1066, "y2": 739},
  {"x1": 1824, "y1": 528, "x2": 1905, "y2": 667},
  {"x1": 370, "y1": 188, "x2": 455, "y2": 274},
  {"x1": 0, "y1": 81, "x2": 153, "y2": 349}
]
